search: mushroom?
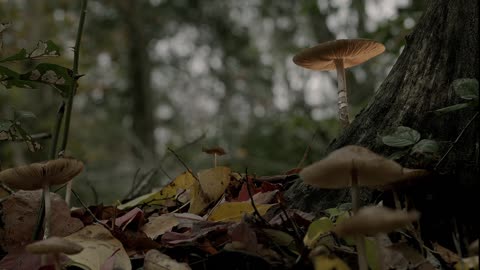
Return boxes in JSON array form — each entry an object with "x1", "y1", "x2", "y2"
[
  {"x1": 299, "y1": 145, "x2": 426, "y2": 270},
  {"x1": 0, "y1": 158, "x2": 84, "y2": 239},
  {"x1": 333, "y1": 205, "x2": 420, "y2": 270},
  {"x1": 26, "y1": 236, "x2": 83, "y2": 270},
  {"x1": 293, "y1": 39, "x2": 385, "y2": 128},
  {"x1": 202, "y1": 146, "x2": 226, "y2": 168}
]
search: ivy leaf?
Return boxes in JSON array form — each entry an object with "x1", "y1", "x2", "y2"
[
  {"x1": 435, "y1": 103, "x2": 471, "y2": 114},
  {"x1": 0, "y1": 40, "x2": 61, "y2": 63},
  {"x1": 412, "y1": 139, "x2": 439, "y2": 155},
  {"x1": 453, "y1": 78, "x2": 479, "y2": 100},
  {"x1": 388, "y1": 150, "x2": 409, "y2": 160},
  {"x1": 382, "y1": 126, "x2": 421, "y2": 148}
]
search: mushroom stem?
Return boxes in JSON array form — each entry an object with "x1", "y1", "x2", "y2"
[
  {"x1": 214, "y1": 153, "x2": 217, "y2": 168},
  {"x1": 53, "y1": 253, "x2": 61, "y2": 270},
  {"x1": 351, "y1": 163, "x2": 368, "y2": 270},
  {"x1": 43, "y1": 183, "x2": 51, "y2": 240},
  {"x1": 65, "y1": 181, "x2": 72, "y2": 207},
  {"x1": 392, "y1": 190, "x2": 402, "y2": 210},
  {"x1": 334, "y1": 59, "x2": 350, "y2": 128}
]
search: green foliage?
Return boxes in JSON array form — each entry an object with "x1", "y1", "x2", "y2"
[
  {"x1": 382, "y1": 126, "x2": 439, "y2": 160},
  {"x1": 435, "y1": 78, "x2": 479, "y2": 114},
  {"x1": 0, "y1": 109, "x2": 40, "y2": 152},
  {"x1": 0, "y1": 40, "x2": 60, "y2": 63}
]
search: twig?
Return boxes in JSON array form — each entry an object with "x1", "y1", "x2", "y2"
[
  {"x1": 277, "y1": 198, "x2": 304, "y2": 249},
  {"x1": 71, "y1": 188, "x2": 102, "y2": 224},
  {"x1": 10, "y1": 132, "x2": 51, "y2": 142},
  {"x1": 296, "y1": 130, "x2": 319, "y2": 169},
  {"x1": 85, "y1": 180, "x2": 98, "y2": 205},
  {"x1": 0, "y1": 182, "x2": 14, "y2": 194},
  {"x1": 167, "y1": 147, "x2": 200, "y2": 183},
  {"x1": 157, "y1": 164, "x2": 173, "y2": 181},
  {"x1": 244, "y1": 168, "x2": 268, "y2": 224},
  {"x1": 434, "y1": 111, "x2": 479, "y2": 170}
]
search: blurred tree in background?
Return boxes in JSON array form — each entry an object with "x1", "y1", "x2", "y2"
[{"x1": 0, "y1": 0, "x2": 426, "y2": 204}]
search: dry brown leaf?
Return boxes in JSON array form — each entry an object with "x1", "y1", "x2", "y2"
[
  {"x1": 0, "y1": 190, "x2": 83, "y2": 251},
  {"x1": 433, "y1": 242, "x2": 461, "y2": 264}
]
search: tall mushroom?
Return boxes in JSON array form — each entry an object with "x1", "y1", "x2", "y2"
[
  {"x1": 293, "y1": 39, "x2": 385, "y2": 128},
  {"x1": 202, "y1": 146, "x2": 227, "y2": 168},
  {"x1": 299, "y1": 145, "x2": 426, "y2": 270},
  {"x1": 0, "y1": 158, "x2": 84, "y2": 239}
]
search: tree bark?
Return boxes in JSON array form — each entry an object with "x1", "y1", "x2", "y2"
[{"x1": 285, "y1": 0, "x2": 479, "y2": 245}]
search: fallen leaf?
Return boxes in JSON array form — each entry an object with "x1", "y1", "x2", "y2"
[
  {"x1": 64, "y1": 224, "x2": 131, "y2": 270},
  {"x1": 229, "y1": 222, "x2": 258, "y2": 253},
  {"x1": 144, "y1": 249, "x2": 191, "y2": 270},
  {"x1": 188, "y1": 167, "x2": 231, "y2": 214},
  {"x1": 268, "y1": 209, "x2": 315, "y2": 227},
  {"x1": 454, "y1": 256, "x2": 479, "y2": 270},
  {"x1": 207, "y1": 202, "x2": 275, "y2": 222},
  {"x1": 119, "y1": 172, "x2": 195, "y2": 210},
  {"x1": 0, "y1": 190, "x2": 84, "y2": 251},
  {"x1": 112, "y1": 207, "x2": 144, "y2": 231},
  {"x1": 161, "y1": 222, "x2": 230, "y2": 247},
  {"x1": 141, "y1": 214, "x2": 180, "y2": 240},
  {"x1": 252, "y1": 190, "x2": 278, "y2": 204},
  {"x1": 434, "y1": 242, "x2": 461, "y2": 264},
  {"x1": 262, "y1": 229, "x2": 297, "y2": 253},
  {"x1": 304, "y1": 217, "x2": 334, "y2": 248},
  {"x1": 311, "y1": 255, "x2": 351, "y2": 270}
]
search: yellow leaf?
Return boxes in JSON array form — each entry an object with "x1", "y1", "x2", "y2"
[
  {"x1": 188, "y1": 167, "x2": 231, "y2": 214},
  {"x1": 207, "y1": 202, "x2": 275, "y2": 222},
  {"x1": 64, "y1": 224, "x2": 131, "y2": 270},
  {"x1": 141, "y1": 214, "x2": 179, "y2": 240},
  {"x1": 304, "y1": 217, "x2": 334, "y2": 248},
  {"x1": 119, "y1": 172, "x2": 195, "y2": 210},
  {"x1": 311, "y1": 255, "x2": 351, "y2": 270},
  {"x1": 144, "y1": 249, "x2": 191, "y2": 270},
  {"x1": 455, "y1": 256, "x2": 479, "y2": 270}
]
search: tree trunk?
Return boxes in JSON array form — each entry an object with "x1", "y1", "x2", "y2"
[
  {"x1": 122, "y1": 1, "x2": 156, "y2": 158},
  {"x1": 285, "y1": 0, "x2": 479, "y2": 246}
]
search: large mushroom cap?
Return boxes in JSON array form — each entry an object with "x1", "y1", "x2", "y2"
[
  {"x1": 0, "y1": 158, "x2": 84, "y2": 190},
  {"x1": 299, "y1": 145, "x2": 425, "y2": 189},
  {"x1": 333, "y1": 206, "x2": 420, "y2": 236},
  {"x1": 26, "y1": 236, "x2": 83, "y2": 255},
  {"x1": 293, "y1": 39, "x2": 385, "y2": 71}
]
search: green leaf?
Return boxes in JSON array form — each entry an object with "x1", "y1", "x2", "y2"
[
  {"x1": 12, "y1": 124, "x2": 40, "y2": 152},
  {"x1": 304, "y1": 217, "x2": 334, "y2": 248},
  {"x1": 19, "y1": 63, "x2": 74, "y2": 97},
  {"x1": 0, "y1": 65, "x2": 36, "y2": 89},
  {"x1": 365, "y1": 237, "x2": 380, "y2": 270},
  {"x1": 382, "y1": 126, "x2": 421, "y2": 148},
  {"x1": 412, "y1": 139, "x2": 439, "y2": 155},
  {"x1": 0, "y1": 120, "x2": 12, "y2": 131},
  {"x1": 435, "y1": 103, "x2": 471, "y2": 114},
  {"x1": 388, "y1": 150, "x2": 409, "y2": 160},
  {"x1": 453, "y1": 78, "x2": 479, "y2": 100},
  {"x1": 0, "y1": 40, "x2": 61, "y2": 63}
]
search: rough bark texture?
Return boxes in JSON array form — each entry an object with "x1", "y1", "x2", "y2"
[{"x1": 285, "y1": 0, "x2": 479, "y2": 246}]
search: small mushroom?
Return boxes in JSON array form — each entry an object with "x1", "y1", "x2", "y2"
[
  {"x1": 293, "y1": 39, "x2": 385, "y2": 128},
  {"x1": 0, "y1": 158, "x2": 84, "y2": 239},
  {"x1": 202, "y1": 146, "x2": 226, "y2": 168},
  {"x1": 26, "y1": 236, "x2": 83, "y2": 270},
  {"x1": 333, "y1": 206, "x2": 420, "y2": 270}
]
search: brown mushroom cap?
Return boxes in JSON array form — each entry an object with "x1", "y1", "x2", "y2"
[
  {"x1": 0, "y1": 158, "x2": 84, "y2": 190},
  {"x1": 293, "y1": 39, "x2": 385, "y2": 71},
  {"x1": 299, "y1": 145, "x2": 426, "y2": 188},
  {"x1": 26, "y1": 236, "x2": 83, "y2": 255},
  {"x1": 333, "y1": 206, "x2": 420, "y2": 236},
  {"x1": 202, "y1": 146, "x2": 227, "y2": 156}
]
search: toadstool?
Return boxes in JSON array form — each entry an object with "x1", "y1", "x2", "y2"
[
  {"x1": 26, "y1": 236, "x2": 83, "y2": 270},
  {"x1": 202, "y1": 146, "x2": 227, "y2": 168},
  {"x1": 0, "y1": 158, "x2": 84, "y2": 239},
  {"x1": 293, "y1": 39, "x2": 385, "y2": 128}
]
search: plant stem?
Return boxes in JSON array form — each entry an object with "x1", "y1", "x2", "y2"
[
  {"x1": 434, "y1": 111, "x2": 479, "y2": 170},
  {"x1": 49, "y1": 102, "x2": 65, "y2": 159},
  {"x1": 60, "y1": 0, "x2": 88, "y2": 206},
  {"x1": 334, "y1": 59, "x2": 350, "y2": 128},
  {"x1": 43, "y1": 183, "x2": 51, "y2": 239},
  {"x1": 351, "y1": 162, "x2": 368, "y2": 270}
]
